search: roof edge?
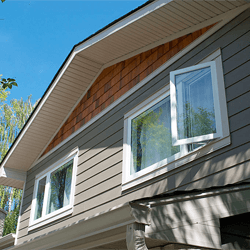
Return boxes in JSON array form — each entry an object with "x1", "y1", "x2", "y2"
[{"x1": 0, "y1": 0, "x2": 155, "y2": 171}]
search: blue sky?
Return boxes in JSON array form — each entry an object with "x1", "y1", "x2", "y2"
[{"x1": 0, "y1": 0, "x2": 146, "y2": 103}]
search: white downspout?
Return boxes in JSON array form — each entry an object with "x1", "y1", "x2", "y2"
[{"x1": 126, "y1": 223, "x2": 148, "y2": 250}]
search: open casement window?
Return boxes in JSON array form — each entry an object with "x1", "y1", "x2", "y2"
[
  {"x1": 29, "y1": 148, "x2": 78, "y2": 231},
  {"x1": 170, "y1": 62, "x2": 222, "y2": 146},
  {"x1": 122, "y1": 49, "x2": 229, "y2": 190}
]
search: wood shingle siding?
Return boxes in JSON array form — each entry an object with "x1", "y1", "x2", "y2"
[
  {"x1": 16, "y1": 9, "x2": 250, "y2": 244},
  {"x1": 42, "y1": 25, "x2": 214, "y2": 155}
]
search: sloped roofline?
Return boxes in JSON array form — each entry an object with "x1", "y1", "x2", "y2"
[{"x1": 0, "y1": 0, "x2": 155, "y2": 170}]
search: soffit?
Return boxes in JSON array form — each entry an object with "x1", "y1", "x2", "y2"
[{"x1": 1, "y1": 0, "x2": 248, "y2": 177}]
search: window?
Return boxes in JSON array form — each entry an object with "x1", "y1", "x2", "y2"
[
  {"x1": 170, "y1": 61, "x2": 222, "y2": 146},
  {"x1": 29, "y1": 148, "x2": 78, "y2": 231},
  {"x1": 122, "y1": 50, "x2": 229, "y2": 190}
]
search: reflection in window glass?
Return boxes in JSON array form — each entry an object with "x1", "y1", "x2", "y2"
[
  {"x1": 175, "y1": 66, "x2": 216, "y2": 140},
  {"x1": 46, "y1": 160, "x2": 73, "y2": 215},
  {"x1": 131, "y1": 96, "x2": 180, "y2": 174},
  {"x1": 34, "y1": 177, "x2": 46, "y2": 220}
]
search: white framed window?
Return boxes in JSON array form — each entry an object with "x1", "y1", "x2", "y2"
[
  {"x1": 170, "y1": 61, "x2": 222, "y2": 146},
  {"x1": 122, "y1": 49, "x2": 230, "y2": 190},
  {"x1": 29, "y1": 148, "x2": 78, "y2": 231}
]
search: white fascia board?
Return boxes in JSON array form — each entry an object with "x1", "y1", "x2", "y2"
[
  {"x1": 0, "y1": 167, "x2": 26, "y2": 182},
  {"x1": 0, "y1": 51, "x2": 76, "y2": 172},
  {"x1": 74, "y1": 0, "x2": 173, "y2": 54}
]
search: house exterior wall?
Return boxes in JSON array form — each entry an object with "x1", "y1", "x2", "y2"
[{"x1": 16, "y1": 9, "x2": 250, "y2": 245}]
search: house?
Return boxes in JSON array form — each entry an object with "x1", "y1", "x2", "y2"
[{"x1": 0, "y1": 0, "x2": 250, "y2": 249}]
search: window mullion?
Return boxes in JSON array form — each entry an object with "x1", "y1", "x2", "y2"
[
  {"x1": 30, "y1": 179, "x2": 39, "y2": 223},
  {"x1": 180, "y1": 144, "x2": 188, "y2": 155},
  {"x1": 42, "y1": 173, "x2": 50, "y2": 217}
]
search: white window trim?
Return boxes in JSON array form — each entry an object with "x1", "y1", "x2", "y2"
[
  {"x1": 122, "y1": 49, "x2": 230, "y2": 191},
  {"x1": 29, "y1": 148, "x2": 79, "y2": 231},
  {"x1": 170, "y1": 61, "x2": 222, "y2": 146}
]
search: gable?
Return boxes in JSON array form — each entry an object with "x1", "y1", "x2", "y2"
[{"x1": 43, "y1": 24, "x2": 215, "y2": 156}]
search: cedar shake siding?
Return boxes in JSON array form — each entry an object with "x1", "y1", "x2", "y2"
[
  {"x1": 16, "y1": 9, "x2": 250, "y2": 245},
  {"x1": 42, "y1": 25, "x2": 215, "y2": 155}
]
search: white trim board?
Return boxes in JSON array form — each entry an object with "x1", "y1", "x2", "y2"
[
  {"x1": 0, "y1": 49, "x2": 76, "y2": 171},
  {"x1": 33, "y1": 65, "x2": 106, "y2": 164},
  {"x1": 29, "y1": 5, "x2": 248, "y2": 170},
  {"x1": 74, "y1": 0, "x2": 172, "y2": 54}
]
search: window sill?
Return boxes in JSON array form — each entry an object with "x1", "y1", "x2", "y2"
[
  {"x1": 122, "y1": 135, "x2": 230, "y2": 191},
  {"x1": 28, "y1": 207, "x2": 73, "y2": 231}
]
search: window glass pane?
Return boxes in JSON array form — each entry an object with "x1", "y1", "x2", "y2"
[
  {"x1": 131, "y1": 96, "x2": 180, "y2": 174},
  {"x1": 46, "y1": 159, "x2": 73, "y2": 214},
  {"x1": 175, "y1": 66, "x2": 216, "y2": 140},
  {"x1": 34, "y1": 177, "x2": 46, "y2": 220}
]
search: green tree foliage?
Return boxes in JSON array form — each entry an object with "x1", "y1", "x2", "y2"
[
  {"x1": 0, "y1": 75, "x2": 18, "y2": 90},
  {"x1": 0, "y1": 187, "x2": 22, "y2": 236},
  {"x1": 0, "y1": 84, "x2": 37, "y2": 236}
]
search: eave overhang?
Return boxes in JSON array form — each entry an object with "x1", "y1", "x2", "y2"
[
  {"x1": 0, "y1": 233, "x2": 16, "y2": 250},
  {"x1": 1, "y1": 0, "x2": 249, "y2": 189},
  {"x1": 10, "y1": 202, "x2": 151, "y2": 250}
]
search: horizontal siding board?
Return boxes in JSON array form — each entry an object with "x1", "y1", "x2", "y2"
[
  {"x1": 229, "y1": 108, "x2": 250, "y2": 133},
  {"x1": 224, "y1": 59, "x2": 250, "y2": 88},
  {"x1": 20, "y1": 214, "x2": 29, "y2": 225},
  {"x1": 227, "y1": 91, "x2": 250, "y2": 117},
  {"x1": 78, "y1": 139, "x2": 123, "y2": 176},
  {"x1": 78, "y1": 119, "x2": 124, "y2": 157},
  {"x1": 22, "y1": 193, "x2": 33, "y2": 209},
  {"x1": 78, "y1": 130, "x2": 123, "y2": 167},
  {"x1": 73, "y1": 185, "x2": 122, "y2": 215},
  {"x1": 75, "y1": 161, "x2": 122, "y2": 195},
  {"x1": 75, "y1": 174, "x2": 122, "y2": 204},
  {"x1": 222, "y1": 30, "x2": 250, "y2": 61},
  {"x1": 77, "y1": 150, "x2": 123, "y2": 182},
  {"x1": 21, "y1": 201, "x2": 31, "y2": 216},
  {"x1": 179, "y1": 160, "x2": 250, "y2": 192},
  {"x1": 223, "y1": 45, "x2": 250, "y2": 74},
  {"x1": 226, "y1": 75, "x2": 250, "y2": 102}
]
